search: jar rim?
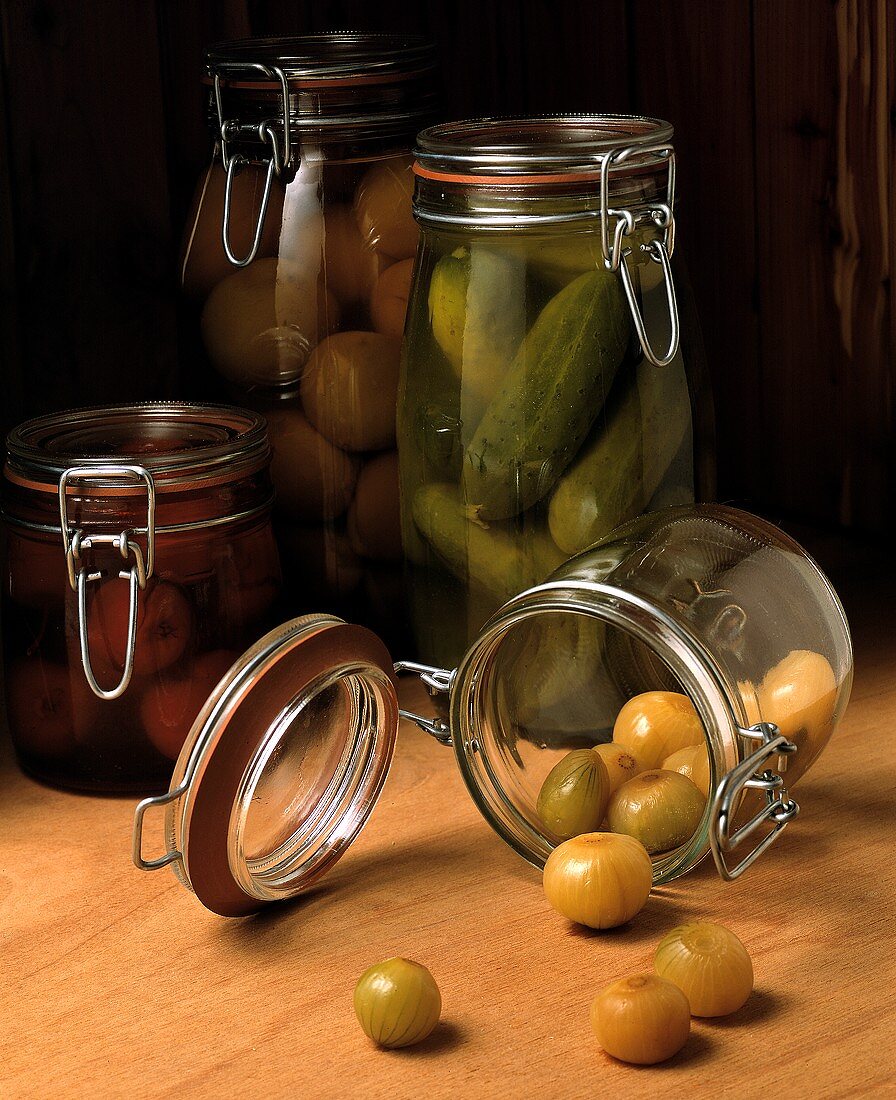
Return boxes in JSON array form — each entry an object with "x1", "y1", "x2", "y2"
[
  {"x1": 205, "y1": 33, "x2": 438, "y2": 141},
  {"x1": 149, "y1": 615, "x2": 398, "y2": 916},
  {"x1": 206, "y1": 33, "x2": 438, "y2": 84},
  {"x1": 449, "y1": 580, "x2": 743, "y2": 885},
  {"x1": 415, "y1": 114, "x2": 674, "y2": 180},
  {"x1": 5, "y1": 402, "x2": 271, "y2": 492}
]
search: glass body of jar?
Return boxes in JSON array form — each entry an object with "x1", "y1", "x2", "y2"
[
  {"x1": 179, "y1": 34, "x2": 437, "y2": 652},
  {"x1": 1, "y1": 403, "x2": 281, "y2": 792},
  {"x1": 398, "y1": 116, "x2": 714, "y2": 667},
  {"x1": 133, "y1": 505, "x2": 850, "y2": 916},
  {"x1": 450, "y1": 503, "x2": 852, "y2": 882}
]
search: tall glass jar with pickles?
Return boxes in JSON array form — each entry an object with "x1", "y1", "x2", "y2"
[
  {"x1": 180, "y1": 35, "x2": 437, "y2": 648},
  {"x1": 399, "y1": 116, "x2": 713, "y2": 666}
]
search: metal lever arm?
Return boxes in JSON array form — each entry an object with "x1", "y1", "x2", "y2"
[{"x1": 710, "y1": 722, "x2": 799, "y2": 881}]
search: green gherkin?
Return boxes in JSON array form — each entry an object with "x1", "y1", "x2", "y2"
[
  {"x1": 412, "y1": 482, "x2": 564, "y2": 606},
  {"x1": 428, "y1": 245, "x2": 526, "y2": 416},
  {"x1": 463, "y1": 268, "x2": 629, "y2": 521},
  {"x1": 549, "y1": 354, "x2": 691, "y2": 555}
]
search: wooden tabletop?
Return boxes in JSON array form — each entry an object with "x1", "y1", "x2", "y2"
[{"x1": 1, "y1": 555, "x2": 894, "y2": 1098}]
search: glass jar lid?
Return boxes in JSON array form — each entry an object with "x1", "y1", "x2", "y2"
[
  {"x1": 206, "y1": 34, "x2": 438, "y2": 87},
  {"x1": 134, "y1": 615, "x2": 398, "y2": 917},
  {"x1": 5, "y1": 402, "x2": 270, "y2": 493},
  {"x1": 205, "y1": 33, "x2": 438, "y2": 136},
  {"x1": 414, "y1": 114, "x2": 674, "y2": 182}
]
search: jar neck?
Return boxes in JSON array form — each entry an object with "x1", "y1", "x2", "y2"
[
  {"x1": 2, "y1": 402, "x2": 273, "y2": 531},
  {"x1": 206, "y1": 85, "x2": 434, "y2": 158},
  {"x1": 450, "y1": 581, "x2": 744, "y2": 885},
  {"x1": 206, "y1": 35, "x2": 437, "y2": 159},
  {"x1": 413, "y1": 175, "x2": 671, "y2": 232},
  {"x1": 413, "y1": 114, "x2": 674, "y2": 230}
]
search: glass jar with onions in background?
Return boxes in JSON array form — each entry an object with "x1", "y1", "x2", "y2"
[{"x1": 179, "y1": 34, "x2": 437, "y2": 651}]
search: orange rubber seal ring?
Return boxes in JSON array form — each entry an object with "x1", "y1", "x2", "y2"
[{"x1": 412, "y1": 163, "x2": 611, "y2": 186}]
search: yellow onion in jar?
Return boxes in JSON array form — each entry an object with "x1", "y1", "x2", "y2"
[
  {"x1": 323, "y1": 204, "x2": 387, "y2": 305},
  {"x1": 353, "y1": 957, "x2": 441, "y2": 1048},
  {"x1": 266, "y1": 407, "x2": 360, "y2": 522},
  {"x1": 542, "y1": 832, "x2": 652, "y2": 929},
  {"x1": 613, "y1": 691, "x2": 704, "y2": 770},
  {"x1": 200, "y1": 258, "x2": 338, "y2": 389},
  {"x1": 592, "y1": 742, "x2": 644, "y2": 793},
  {"x1": 607, "y1": 770, "x2": 706, "y2": 855},
  {"x1": 300, "y1": 331, "x2": 402, "y2": 452},
  {"x1": 662, "y1": 743, "x2": 711, "y2": 798},
  {"x1": 757, "y1": 649, "x2": 837, "y2": 743},
  {"x1": 654, "y1": 922, "x2": 753, "y2": 1017},
  {"x1": 354, "y1": 157, "x2": 419, "y2": 261},
  {"x1": 347, "y1": 452, "x2": 403, "y2": 562},
  {"x1": 591, "y1": 974, "x2": 691, "y2": 1065},
  {"x1": 370, "y1": 259, "x2": 414, "y2": 339}
]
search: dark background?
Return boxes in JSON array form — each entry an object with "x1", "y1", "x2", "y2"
[{"x1": 0, "y1": 0, "x2": 892, "y2": 536}]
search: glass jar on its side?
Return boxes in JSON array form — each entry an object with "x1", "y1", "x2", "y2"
[
  {"x1": 399, "y1": 115, "x2": 714, "y2": 668},
  {"x1": 133, "y1": 505, "x2": 851, "y2": 916},
  {"x1": 2, "y1": 403, "x2": 281, "y2": 791},
  {"x1": 449, "y1": 504, "x2": 852, "y2": 882},
  {"x1": 180, "y1": 34, "x2": 438, "y2": 649}
]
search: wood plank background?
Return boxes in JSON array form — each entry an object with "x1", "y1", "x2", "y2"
[{"x1": 0, "y1": 0, "x2": 892, "y2": 533}]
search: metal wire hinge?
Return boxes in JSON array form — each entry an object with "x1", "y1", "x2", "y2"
[
  {"x1": 598, "y1": 142, "x2": 680, "y2": 367},
  {"x1": 393, "y1": 661, "x2": 454, "y2": 746},
  {"x1": 212, "y1": 61, "x2": 293, "y2": 267},
  {"x1": 133, "y1": 781, "x2": 189, "y2": 871},
  {"x1": 710, "y1": 722, "x2": 800, "y2": 881},
  {"x1": 59, "y1": 466, "x2": 156, "y2": 701}
]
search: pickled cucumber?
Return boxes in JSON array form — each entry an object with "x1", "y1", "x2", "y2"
[
  {"x1": 428, "y1": 245, "x2": 526, "y2": 415},
  {"x1": 548, "y1": 355, "x2": 691, "y2": 555},
  {"x1": 412, "y1": 483, "x2": 564, "y2": 606},
  {"x1": 463, "y1": 268, "x2": 629, "y2": 521},
  {"x1": 499, "y1": 612, "x2": 621, "y2": 747}
]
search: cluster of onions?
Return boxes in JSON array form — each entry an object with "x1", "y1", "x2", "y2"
[
  {"x1": 350, "y1": 676, "x2": 787, "y2": 1061},
  {"x1": 591, "y1": 922, "x2": 754, "y2": 1064},
  {"x1": 536, "y1": 692, "x2": 711, "y2": 866},
  {"x1": 533, "y1": 689, "x2": 755, "y2": 1065}
]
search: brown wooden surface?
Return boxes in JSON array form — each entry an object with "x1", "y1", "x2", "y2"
[
  {"x1": 0, "y1": 565, "x2": 893, "y2": 1098},
  {"x1": 0, "y1": 0, "x2": 893, "y2": 532}
]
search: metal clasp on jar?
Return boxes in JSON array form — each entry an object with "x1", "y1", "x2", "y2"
[
  {"x1": 709, "y1": 721, "x2": 800, "y2": 881},
  {"x1": 393, "y1": 661, "x2": 454, "y2": 745},
  {"x1": 212, "y1": 60, "x2": 293, "y2": 267},
  {"x1": 58, "y1": 465, "x2": 156, "y2": 701},
  {"x1": 598, "y1": 142, "x2": 679, "y2": 368}
]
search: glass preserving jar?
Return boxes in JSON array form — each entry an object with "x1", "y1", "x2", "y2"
[
  {"x1": 2, "y1": 403, "x2": 281, "y2": 792},
  {"x1": 180, "y1": 34, "x2": 437, "y2": 649},
  {"x1": 398, "y1": 115, "x2": 713, "y2": 667},
  {"x1": 133, "y1": 505, "x2": 850, "y2": 916}
]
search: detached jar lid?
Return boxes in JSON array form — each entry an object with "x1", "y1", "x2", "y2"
[{"x1": 134, "y1": 615, "x2": 398, "y2": 917}]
